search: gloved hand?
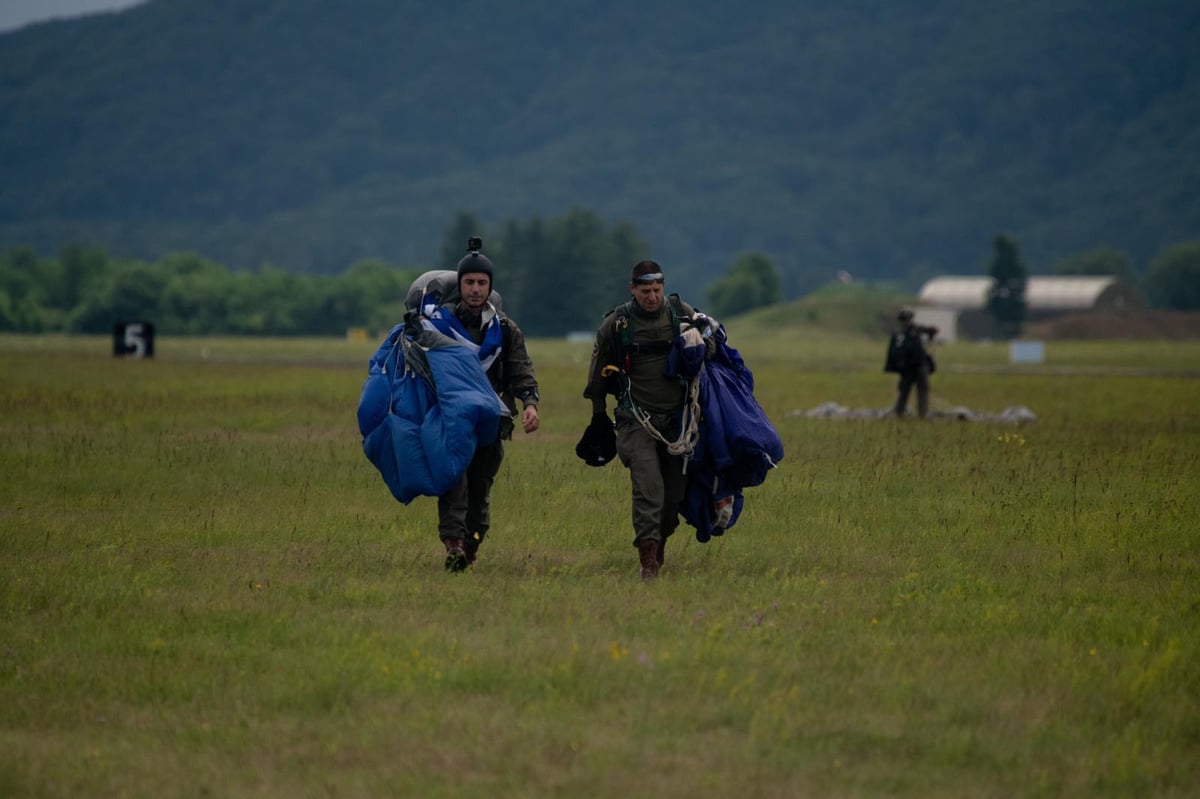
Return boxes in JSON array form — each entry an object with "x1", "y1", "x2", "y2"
[
  {"x1": 712, "y1": 496, "x2": 734, "y2": 531},
  {"x1": 679, "y1": 323, "x2": 704, "y2": 348},
  {"x1": 575, "y1": 412, "x2": 617, "y2": 467}
]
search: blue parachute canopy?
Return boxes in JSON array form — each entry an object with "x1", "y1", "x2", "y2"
[
  {"x1": 672, "y1": 327, "x2": 785, "y2": 542},
  {"x1": 358, "y1": 316, "x2": 508, "y2": 504}
]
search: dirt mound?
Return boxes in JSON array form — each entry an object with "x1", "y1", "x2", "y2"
[{"x1": 1024, "y1": 310, "x2": 1200, "y2": 340}]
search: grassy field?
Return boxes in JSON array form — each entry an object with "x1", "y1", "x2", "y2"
[{"x1": 1, "y1": 329, "x2": 1198, "y2": 798}]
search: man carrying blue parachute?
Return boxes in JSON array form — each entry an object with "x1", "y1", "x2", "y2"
[
  {"x1": 579, "y1": 260, "x2": 783, "y2": 579},
  {"x1": 357, "y1": 237, "x2": 540, "y2": 572}
]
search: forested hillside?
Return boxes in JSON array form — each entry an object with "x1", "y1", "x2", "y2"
[{"x1": 1, "y1": 0, "x2": 1197, "y2": 295}]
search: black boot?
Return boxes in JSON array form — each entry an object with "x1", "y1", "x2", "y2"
[
  {"x1": 638, "y1": 540, "x2": 660, "y2": 580},
  {"x1": 464, "y1": 532, "x2": 484, "y2": 566},
  {"x1": 442, "y1": 538, "x2": 467, "y2": 573}
]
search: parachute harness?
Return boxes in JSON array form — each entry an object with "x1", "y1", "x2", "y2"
[
  {"x1": 601, "y1": 368, "x2": 702, "y2": 471},
  {"x1": 604, "y1": 293, "x2": 700, "y2": 467},
  {"x1": 634, "y1": 372, "x2": 702, "y2": 466}
]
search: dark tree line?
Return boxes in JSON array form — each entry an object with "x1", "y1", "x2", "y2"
[
  {"x1": 3, "y1": 213, "x2": 1195, "y2": 338},
  {"x1": 0, "y1": 245, "x2": 417, "y2": 337},
  {"x1": 437, "y1": 209, "x2": 652, "y2": 337},
  {"x1": 1, "y1": 208, "x2": 775, "y2": 338}
]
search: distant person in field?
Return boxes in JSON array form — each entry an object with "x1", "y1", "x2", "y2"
[
  {"x1": 580, "y1": 260, "x2": 714, "y2": 580},
  {"x1": 884, "y1": 308, "x2": 938, "y2": 418},
  {"x1": 430, "y1": 240, "x2": 540, "y2": 572}
]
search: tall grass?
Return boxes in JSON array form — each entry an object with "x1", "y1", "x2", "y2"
[{"x1": 1, "y1": 333, "x2": 1197, "y2": 798}]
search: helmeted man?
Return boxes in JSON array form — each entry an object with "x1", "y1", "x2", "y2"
[
  {"x1": 884, "y1": 308, "x2": 938, "y2": 418},
  {"x1": 582, "y1": 260, "x2": 712, "y2": 579},
  {"x1": 431, "y1": 240, "x2": 540, "y2": 571}
]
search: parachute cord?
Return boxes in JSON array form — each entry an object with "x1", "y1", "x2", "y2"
[{"x1": 629, "y1": 371, "x2": 702, "y2": 466}]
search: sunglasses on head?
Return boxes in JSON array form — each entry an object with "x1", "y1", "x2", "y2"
[{"x1": 633, "y1": 272, "x2": 664, "y2": 284}]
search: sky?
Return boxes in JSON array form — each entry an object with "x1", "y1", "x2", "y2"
[{"x1": 0, "y1": 0, "x2": 144, "y2": 33}]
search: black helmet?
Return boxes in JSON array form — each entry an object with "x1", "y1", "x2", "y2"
[{"x1": 456, "y1": 236, "x2": 494, "y2": 286}]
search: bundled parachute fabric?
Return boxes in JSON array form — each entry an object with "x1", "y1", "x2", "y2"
[
  {"x1": 671, "y1": 327, "x2": 784, "y2": 542},
  {"x1": 357, "y1": 315, "x2": 509, "y2": 505},
  {"x1": 425, "y1": 304, "x2": 505, "y2": 373}
]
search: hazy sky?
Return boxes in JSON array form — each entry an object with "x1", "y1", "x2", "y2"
[{"x1": 0, "y1": 0, "x2": 144, "y2": 33}]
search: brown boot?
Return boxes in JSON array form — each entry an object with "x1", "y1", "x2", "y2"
[{"x1": 638, "y1": 540, "x2": 660, "y2": 580}]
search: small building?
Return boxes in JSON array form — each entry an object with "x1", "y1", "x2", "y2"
[{"x1": 916, "y1": 276, "x2": 1145, "y2": 340}]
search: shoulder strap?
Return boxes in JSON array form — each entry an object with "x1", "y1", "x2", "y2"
[
  {"x1": 491, "y1": 314, "x2": 512, "y2": 386},
  {"x1": 618, "y1": 301, "x2": 634, "y2": 347},
  {"x1": 667, "y1": 293, "x2": 689, "y2": 336},
  {"x1": 608, "y1": 301, "x2": 634, "y2": 374}
]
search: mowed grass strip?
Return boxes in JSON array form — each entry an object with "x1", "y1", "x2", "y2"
[{"x1": 1, "y1": 335, "x2": 1198, "y2": 798}]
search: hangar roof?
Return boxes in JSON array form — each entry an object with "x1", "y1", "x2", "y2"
[{"x1": 918, "y1": 276, "x2": 1125, "y2": 310}]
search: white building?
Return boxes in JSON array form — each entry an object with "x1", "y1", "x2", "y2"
[{"x1": 915, "y1": 276, "x2": 1144, "y2": 340}]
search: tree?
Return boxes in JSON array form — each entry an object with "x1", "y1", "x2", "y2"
[
  {"x1": 46, "y1": 243, "x2": 111, "y2": 312},
  {"x1": 985, "y1": 235, "x2": 1028, "y2": 339},
  {"x1": 488, "y1": 208, "x2": 648, "y2": 337},
  {"x1": 0, "y1": 248, "x2": 39, "y2": 328},
  {"x1": 539, "y1": 208, "x2": 621, "y2": 336},
  {"x1": 340, "y1": 258, "x2": 415, "y2": 331},
  {"x1": 705, "y1": 252, "x2": 782, "y2": 319},
  {"x1": 69, "y1": 261, "x2": 168, "y2": 334},
  {"x1": 1143, "y1": 241, "x2": 1200, "y2": 310},
  {"x1": 494, "y1": 215, "x2": 549, "y2": 321},
  {"x1": 0, "y1": 249, "x2": 45, "y2": 331},
  {"x1": 1052, "y1": 247, "x2": 1135, "y2": 282}
]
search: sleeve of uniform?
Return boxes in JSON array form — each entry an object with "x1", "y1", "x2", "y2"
[
  {"x1": 583, "y1": 314, "x2": 615, "y2": 414},
  {"x1": 502, "y1": 318, "x2": 539, "y2": 407}
]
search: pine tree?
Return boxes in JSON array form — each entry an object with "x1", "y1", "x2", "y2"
[{"x1": 985, "y1": 234, "x2": 1028, "y2": 339}]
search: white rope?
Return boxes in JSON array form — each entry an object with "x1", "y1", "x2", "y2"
[{"x1": 630, "y1": 371, "x2": 702, "y2": 460}]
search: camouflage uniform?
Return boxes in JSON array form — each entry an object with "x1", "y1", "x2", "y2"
[{"x1": 584, "y1": 298, "x2": 700, "y2": 553}]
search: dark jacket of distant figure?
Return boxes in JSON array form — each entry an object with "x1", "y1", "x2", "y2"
[{"x1": 884, "y1": 324, "x2": 937, "y2": 375}]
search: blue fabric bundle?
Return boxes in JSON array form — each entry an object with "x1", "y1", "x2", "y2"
[
  {"x1": 672, "y1": 328, "x2": 785, "y2": 542},
  {"x1": 357, "y1": 320, "x2": 507, "y2": 505},
  {"x1": 425, "y1": 305, "x2": 504, "y2": 372}
]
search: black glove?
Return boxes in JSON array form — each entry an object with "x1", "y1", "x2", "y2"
[{"x1": 575, "y1": 412, "x2": 617, "y2": 467}]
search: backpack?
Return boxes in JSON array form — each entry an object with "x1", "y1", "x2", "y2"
[{"x1": 884, "y1": 329, "x2": 935, "y2": 374}]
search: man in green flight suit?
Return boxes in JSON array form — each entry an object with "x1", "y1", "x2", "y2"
[{"x1": 583, "y1": 260, "x2": 711, "y2": 580}]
